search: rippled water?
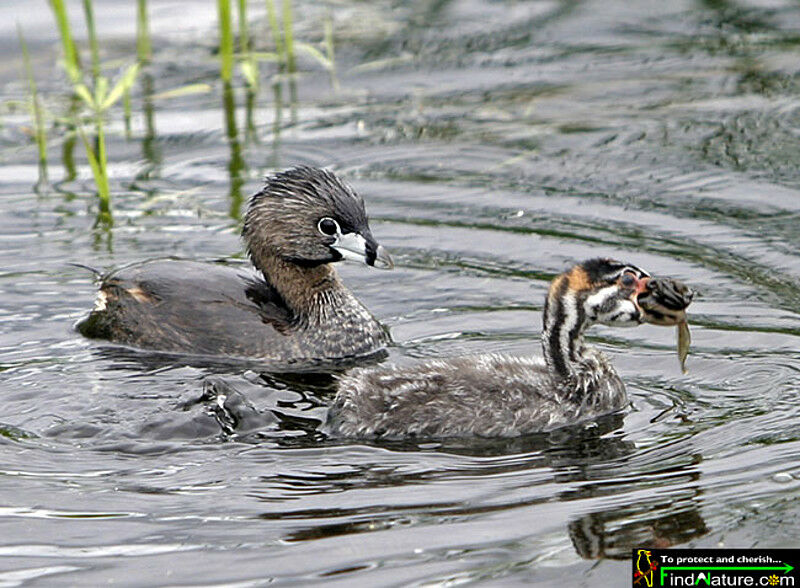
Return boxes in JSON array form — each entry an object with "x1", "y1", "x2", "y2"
[{"x1": 2, "y1": 0, "x2": 800, "y2": 585}]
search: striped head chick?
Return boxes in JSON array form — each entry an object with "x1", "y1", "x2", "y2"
[{"x1": 542, "y1": 258, "x2": 650, "y2": 384}]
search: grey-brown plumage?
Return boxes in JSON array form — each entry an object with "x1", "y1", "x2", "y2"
[
  {"x1": 328, "y1": 259, "x2": 693, "y2": 439},
  {"x1": 77, "y1": 167, "x2": 392, "y2": 363}
]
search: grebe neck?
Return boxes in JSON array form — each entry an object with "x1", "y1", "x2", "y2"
[
  {"x1": 541, "y1": 276, "x2": 609, "y2": 400},
  {"x1": 252, "y1": 252, "x2": 349, "y2": 322}
]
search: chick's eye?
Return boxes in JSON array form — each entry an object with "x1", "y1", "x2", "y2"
[
  {"x1": 317, "y1": 217, "x2": 340, "y2": 236},
  {"x1": 620, "y1": 273, "x2": 636, "y2": 287}
]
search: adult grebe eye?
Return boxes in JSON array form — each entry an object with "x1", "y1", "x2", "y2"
[
  {"x1": 317, "y1": 217, "x2": 340, "y2": 236},
  {"x1": 620, "y1": 273, "x2": 636, "y2": 287}
]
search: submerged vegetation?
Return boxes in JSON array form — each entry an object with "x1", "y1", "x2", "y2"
[{"x1": 17, "y1": 0, "x2": 339, "y2": 227}]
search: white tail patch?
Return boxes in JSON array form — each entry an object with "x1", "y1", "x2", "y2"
[{"x1": 93, "y1": 290, "x2": 108, "y2": 311}]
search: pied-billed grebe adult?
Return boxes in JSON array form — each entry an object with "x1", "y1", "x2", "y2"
[
  {"x1": 327, "y1": 258, "x2": 693, "y2": 438},
  {"x1": 78, "y1": 166, "x2": 393, "y2": 363}
]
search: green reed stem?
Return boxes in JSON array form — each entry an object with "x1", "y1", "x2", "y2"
[
  {"x1": 76, "y1": 116, "x2": 112, "y2": 225},
  {"x1": 94, "y1": 112, "x2": 111, "y2": 225},
  {"x1": 95, "y1": 113, "x2": 108, "y2": 195},
  {"x1": 282, "y1": 0, "x2": 295, "y2": 73},
  {"x1": 265, "y1": 0, "x2": 284, "y2": 68},
  {"x1": 17, "y1": 25, "x2": 48, "y2": 178},
  {"x1": 48, "y1": 0, "x2": 81, "y2": 83},
  {"x1": 95, "y1": 122, "x2": 111, "y2": 225},
  {"x1": 237, "y1": 0, "x2": 259, "y2": 91},
  {"x1": 217, "y1": 0, "x2": 234, "y2": 83},
  {"x1": 237, "y1": 0, "x2": 249, "y2": 52},
  {"x1": 82, "y1": 0, "x2": 100, "y2": 87},
  {"x1": 136, "y1": 0, "x2": 152, "y2": 64}
]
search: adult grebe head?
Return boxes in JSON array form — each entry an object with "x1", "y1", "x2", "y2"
[{"x1": 243, "y1": 166, "x2": 393, "y2": 271}]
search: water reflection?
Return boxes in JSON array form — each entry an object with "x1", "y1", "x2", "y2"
[
  {"x1": 222, "y1": 81, "x2": 246, "y2": 220},
  {"x1": 58, "y1": 96, "x2": 79, "y2": 186},
  {"x1": 245, "y1": 87, "x2": 257, "y2": 144},
  {"x1": 243, "y1": 408, "x2": 710, "y2": 562},
  {"x1": 558, "y1": 438, "x2": 709, "y2": 559},
  {"x1": 270, "y1": 80, "x2": 283, "y2": 168},
  {"x1": 569, "y1": 492, "x2": 708, "y2": 559},
  {"x1": 138, "y1": 72, "x2": 161, "y2": 179}
]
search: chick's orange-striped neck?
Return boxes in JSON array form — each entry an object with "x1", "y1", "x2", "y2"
[{"x1": 541, "y1": 259, "x2": 650, "y2": 384}]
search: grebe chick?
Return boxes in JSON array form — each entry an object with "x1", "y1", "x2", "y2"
[
  {"x1": 78, "y1": 166, "x2": 393, "y2": 363},
  {"x1": 328, "y1": 258, "x2": 693, "y2": 438}
]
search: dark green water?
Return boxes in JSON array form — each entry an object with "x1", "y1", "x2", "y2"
[{"x1": 1, "y1": 0, "x2": 799, "y2": 585}]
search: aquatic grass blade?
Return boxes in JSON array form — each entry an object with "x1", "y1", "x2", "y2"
[
  {"x1": 294, "y1": 42, "x2": 332, "y2": 70},
  {"x1": 101, "y1": 63, "x2": 140, "y2": 110},
  {"x1": 151, "y1": 83, "x2": 213, "y2": 101},
  {"x1": 240, "y1": 61, "x2": 259, "y2": 88},
  {"x1": 74, "y1": 84, "x2": 95, "y2": 108},
  {"x1": 248, "y1": 51, "x2": 280, "y2": 62},
  {"x1": 94, "y1": 76, "x2": 109, "y2": 106},
  {"x1": 48, "y1": 0, "x2": 81, "y2": 83}
]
